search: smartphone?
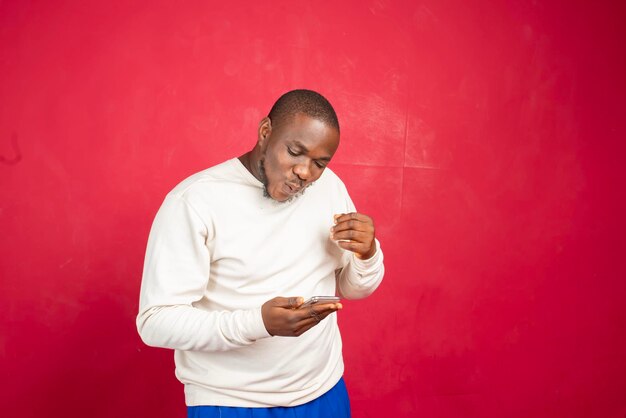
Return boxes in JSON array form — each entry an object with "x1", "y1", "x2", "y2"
[{"x1": 301, "y1": 296, "x2": 341, "y2": 307}]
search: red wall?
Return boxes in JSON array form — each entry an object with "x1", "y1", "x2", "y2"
[{"x1": 1, "y1": 1, "x2": 625, "y2": 417}]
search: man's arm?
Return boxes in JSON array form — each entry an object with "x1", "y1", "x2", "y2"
[{"x1": 136, "y1": 194, "x2": 271, "y2": 351}]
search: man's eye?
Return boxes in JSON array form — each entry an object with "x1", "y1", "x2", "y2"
[
  {"x1": 287, "y1": 148, "x2": 299, "y2": 157},
  {"x1": 314, "y1": 161, "x2": 326, "y2": 169}
]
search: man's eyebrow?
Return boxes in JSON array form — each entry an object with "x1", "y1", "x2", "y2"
[
  {"x1": 292, "y1": 141, "x2": 309, "y2": 152},
  {"x1": 292, "y1": 141, "x2": 332, "y2": 161}
]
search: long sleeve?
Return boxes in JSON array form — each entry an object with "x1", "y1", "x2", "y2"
[
  {"x1": 136, "y1": 193, "x2": 270, "y2": 352},
  {"x1": 335, "y1": 239, "x2": 385, "y2": 299}
]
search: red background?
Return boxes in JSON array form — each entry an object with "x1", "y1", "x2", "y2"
[{"x1": 1, "y1": 1, "x2": 625, "y2": 417}]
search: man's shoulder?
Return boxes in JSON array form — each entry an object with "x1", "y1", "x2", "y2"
[
  {"x1": 168, "y1": 158, "x2": 247, "y2": 197},
  {"x1": 318, "y1": 166, "x2": 348, "y2": 192}
]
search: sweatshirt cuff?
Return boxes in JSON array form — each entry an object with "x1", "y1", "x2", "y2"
[
  {"x1": 241, "y1": 307, "x2": 272, "y2": 341},
  {"x1": 351, "y1": 239, "x2": 383, "y2": 272}
]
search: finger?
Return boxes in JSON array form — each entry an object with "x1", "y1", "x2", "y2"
[
  {"x1": 290, "y1": 297, "x2": 304, "y2": 309},
  {"x1": 336, "y1": 240, "x2": 370, "y2": 254},
  {"x1": 294, "y1": 317, "x2": 324, "y2": 335},
  {"x1": 333, "y1": 216, "x2": 372, "y2": 230},
  {"x1": 332, "y1": 216, "x2": 374, "y2": 235},
  {"x1": 309, "y1": 307, "x2": 323, "y2": 322},
  {"x1": 295, "y1": 303, "x2": 342, "y2": 321},
  {"x1": 313, "y1": 305, "x2": 342, "y2": 320},
  {"x1": 273, "y1": 296, "x2": 304, "y2": 309},
  {"x1": 331, "y1": 224, "x2": 373, "y2": 244},
  {"x1": 290, "y1": 303, "x2": 339, "y2": 321},
  {"x1": 294, "y1": 311, "x2": 335, "y2": 336},
  {"x1": 332, "y1": 222, "x2": 372, "y2": 237},
  {"x1": 334, "y1": 212, "x2": 372, "y2": 225},
  {"x1": 294, "y1": 302, "x2": 343, "y2": 335},
  {"x1": 309, "y1": 302, "x2": 342, "y2": 314},
  {"x1": 331, "y1": 229, "x2": 372, "y2": 243}
]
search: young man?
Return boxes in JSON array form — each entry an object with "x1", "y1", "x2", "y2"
[{"x1": 137, "y1": 89, "x2": 385, "y2": 417}]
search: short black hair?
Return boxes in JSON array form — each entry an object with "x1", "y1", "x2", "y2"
[{"x1": 268, "y1": 89, "x2": 340, "y2": 133}]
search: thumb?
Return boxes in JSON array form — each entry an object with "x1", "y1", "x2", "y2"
[{"x1": 273, "y1": 296, "x2": 303, "y2": 309}]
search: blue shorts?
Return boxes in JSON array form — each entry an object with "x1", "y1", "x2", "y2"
[{"x1": 187, "y1": 377, "x2": 351, "y2": 418}]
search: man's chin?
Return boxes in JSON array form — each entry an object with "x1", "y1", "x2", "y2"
[
  {"x1": 264, "y1": 185, "x2": 308, "y2": 203},
  {"x1": 265, "y1": 189, "x2": 293, "y2": 203}
]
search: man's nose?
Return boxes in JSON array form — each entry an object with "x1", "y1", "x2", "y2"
[{"x1": 293, "y1": 161, "x2": 311, "y2": 182}]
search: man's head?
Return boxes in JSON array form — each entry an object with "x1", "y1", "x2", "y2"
[
  {"x1": 253, "y1": 89, "x2": 340, "y2": 202},
  {"x1": 267, "y1": 89, "x2": 340, "y2": 134}
]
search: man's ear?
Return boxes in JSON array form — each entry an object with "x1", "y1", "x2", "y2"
[{"x1": 257, "y1": 117, "x2": 272, "y2": 149}]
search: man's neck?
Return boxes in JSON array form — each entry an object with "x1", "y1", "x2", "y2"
[{"x1": 238, "y1": 151, "x2": 261, "y2": 182}]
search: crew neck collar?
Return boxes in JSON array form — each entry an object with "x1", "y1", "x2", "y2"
[{"x1": 232, "y1": 157, "x2": 263, "y2": 188}]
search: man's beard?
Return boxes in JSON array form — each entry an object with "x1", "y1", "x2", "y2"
[{"x1": 258, "y1": 158, "x2": 310, "y2": 203}]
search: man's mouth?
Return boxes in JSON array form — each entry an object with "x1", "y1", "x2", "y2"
[{"x1": 285, "y1": 181, "x2": 303, "y2": 195}]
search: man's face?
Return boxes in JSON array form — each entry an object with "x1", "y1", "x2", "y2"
[{"x1": 259, "y1": 113, "x2": 340, "y2": 202}]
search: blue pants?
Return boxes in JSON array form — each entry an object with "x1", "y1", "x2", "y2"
[{"x1": 187, "y1": 378, "x2": 351, "y2": 418}]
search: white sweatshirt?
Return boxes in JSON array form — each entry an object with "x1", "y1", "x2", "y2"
[{"x1": 137, "y1": 158, "x2": 384, "y2": 407}]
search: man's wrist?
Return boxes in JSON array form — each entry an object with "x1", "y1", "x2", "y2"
[{"x1": 356, "y1": 241, "x2": 377, "y2": 260}]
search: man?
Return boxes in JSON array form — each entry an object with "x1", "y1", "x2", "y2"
[{"x1": 137, "y1": 89, "x2": 384, "y2": 417}]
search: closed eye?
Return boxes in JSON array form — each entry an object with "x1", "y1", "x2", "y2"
[{"x1": 287, "y1": 145, "x2": 328, "y2": 168}]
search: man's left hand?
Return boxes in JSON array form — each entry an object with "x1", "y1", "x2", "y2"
[{"x1": 331, "y1": 212, "x2": 377, "y2": 260}]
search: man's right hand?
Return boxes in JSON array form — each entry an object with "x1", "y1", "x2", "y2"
[{"x1": 261, "y1": 296, "x2": 342, "y2": 337}]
